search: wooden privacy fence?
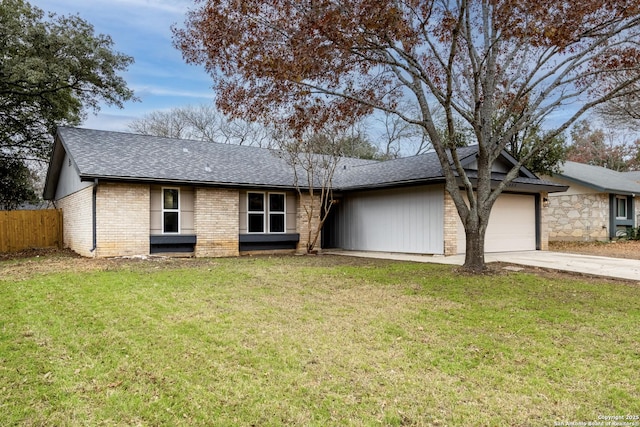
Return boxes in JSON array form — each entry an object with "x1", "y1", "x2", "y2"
[{"x1": 0, "y1": 209, "x2": 63, "y2": 253}]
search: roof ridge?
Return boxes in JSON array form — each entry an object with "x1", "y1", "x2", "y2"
[{"x1": 58, "y1": 126, "x2": 276, "y2": 153}]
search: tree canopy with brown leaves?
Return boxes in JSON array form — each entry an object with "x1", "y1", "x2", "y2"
[{"x1": 174, "y1": 0, "x2": 640, "y2": 272}]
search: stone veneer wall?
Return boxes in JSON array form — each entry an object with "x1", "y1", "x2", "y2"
[
  {"x1": 297, "y1": 193, "x2": 322, "y2": 253},
  {"x1": 547, "y1": 193, "x2": 609, "y2": 241},
  {"x1": 194, "y1": 187, "x2": 239, "y2": 257},
  {"x1": 56, "y1": 185, "x2": 94, "y2": 257},
  {"x1": 95, "y1": 183, "x2": 150, "y2": 257}
]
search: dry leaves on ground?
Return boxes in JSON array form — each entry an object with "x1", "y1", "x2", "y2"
[
  {"x1": 1, "y1": 242, "x2": 638, "y2": 284},
  {"x1": 549, "y1": 240, "x2": 640, "y2": 260}
]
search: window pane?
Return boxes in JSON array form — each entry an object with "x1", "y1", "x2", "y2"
[
  {"x1": 269, "y1": 193, "x2": 285, "y2": 212},
  {"x1": 164, "y1": 189, "x2": 178, "y2": 210},
  {"x1": 248, "y1": 193, "x2": 264, "y2": 212},
  {"x1": 248, "y1": 213, "x2": 264, "y2": 232},
  {"x1": 270, "y1": 213, "x2": 284, "y2": 233},
  {"x1": 617, "y1": 197, "x2": 626, "y2": 218},
  {"x1": 164, "y1": 212, "x2": 179, "y2": 233}
]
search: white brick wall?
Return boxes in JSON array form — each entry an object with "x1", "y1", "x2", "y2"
[
  {"x1": 443, "y1": 190, "x2": 458, "y2": 255},
  {"x1": 95, "y1": 183, "x2": 150, "y2": 257},
  {"x1": 194, "y1": 187, "x2": 239, "y2": 257},
  {"x1": 56, "y1": 186, "x2": 94, "y2": 257}
]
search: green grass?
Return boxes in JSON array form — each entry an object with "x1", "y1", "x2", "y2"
[{"x1": 1, "y1": 254, "x2": 639, "y2": 426}]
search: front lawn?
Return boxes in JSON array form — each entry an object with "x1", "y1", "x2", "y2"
[{"x1": 1, "y1": 254, "x2": 638, "y2": 426}]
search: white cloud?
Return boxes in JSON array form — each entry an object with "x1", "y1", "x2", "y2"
[
  {"x1": 100, "y1": 0, "x2": 190, "y2": 14},
  {"x1": 38, "y1": 0, "x2": 218, "y2": 132},
  {"x1": 82, "y1": 112, "x2": 139, "y2": 132},
  {"x1": 43, "y1": 0, "x2": 194, "y2": 16},
  {"x1": 132, "y1": 85, "x2": 214, "y2": 100},
  {"x1": 42, "y1": 0, "x2": 193, "y2": 43}
]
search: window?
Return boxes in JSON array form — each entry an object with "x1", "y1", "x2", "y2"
[
  {"x1": 163, "y1": 188, "x2": 180, "y2": 233},
  {"x1": 247, "y1": 192, "x2": 286, "y2": 233},
  {"x1": 616, "y1": 196, "x2": 627, "y2": 219},
  {"x1": 269, "y1": 193, "x2": 285, "y2": 233},
  {"x1": 248, "y1": 192, "x2": 265, "y2": 233}
]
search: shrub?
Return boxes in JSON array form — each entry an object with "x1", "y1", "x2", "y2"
[{"x1": 618, "y1": 226, "x2": 640, "y2": 240}]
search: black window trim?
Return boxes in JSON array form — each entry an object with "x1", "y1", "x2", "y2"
[
  {"x1": 162, "y1": 187, "x2": 180, "y2": 234},
  {"x1": 247, "y1": 191, "x2": 286, "y2": 234}
]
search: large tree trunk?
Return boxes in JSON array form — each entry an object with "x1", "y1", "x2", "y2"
[{"x1": 462, "y1": 208, "x2": 490, "y2": 273}]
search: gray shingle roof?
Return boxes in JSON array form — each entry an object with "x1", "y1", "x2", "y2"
[
  {"x1": 44, "y1": 127, "x2": 567, "y2": 199},
  {"x1": 557, "y1": 161, "x2": 640, "y2": 195},
  {"x1": 55, "y1": 127, "x2": 303, "y2": 187},
  {"x1": 335, "y1": 146, "x2": 564, "y2": 191},
  {"x1": 334, "y1": 146, "x2": 477, "y2": 189},
  {"x1": 623, "y1": 170, "x2": 640, "y2": 182}
]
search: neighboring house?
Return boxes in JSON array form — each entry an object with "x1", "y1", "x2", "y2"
[
  {"x1": 43, "y1": 127, "x2": 567, "y2": 258},
  {"x1": 624, "y1": 170, "x2": 640, "y2": 182},
  {"x1": 545, "y1": 161, "x2": 640, "y2": 241}
]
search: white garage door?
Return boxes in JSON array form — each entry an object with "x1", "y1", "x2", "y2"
[{"x1": 457, "y1": 194, "x2": 536, "y2": 253}]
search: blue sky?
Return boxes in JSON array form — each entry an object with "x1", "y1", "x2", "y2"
[
  {"x1": 40, "y1": 0, "x2": 215, "y2": 132},
  {"x1": 38, "y1": 0, "x2": 582, "y2": 140}
]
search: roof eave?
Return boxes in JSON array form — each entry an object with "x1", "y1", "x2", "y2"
[
  {"x1": 471, "y1": 177, "x2": 569, "y2": 194},
  {"x1": 42, "y1": 133, "x2": 65, "y2": 200},
  {"x1": 512, "y1": 182, "x2": 569, "y2": 194},
  {"x1": 453, "y1": 147, "x2": 539, "y2": 180},
  {"x1": 555, "y1": 174, "x2": 638, "y2": 195},
  {"x1": 498, "y1": 149, "x2": 538, "y2": 179},
  {"x1": 78, "y1": 174, "x2": 300, "y2": 191},
  {"x1": 336, "y1": 176, "x2": 567, "y2": 193},
  {"x1": 336, "y1": 177, "x2": 446, "y2": 191}
]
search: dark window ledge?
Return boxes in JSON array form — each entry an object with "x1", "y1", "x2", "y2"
[
  {"x1": 150, "y1": 235, "x2": 197, "y2": 245},
  {"x1": 239, "y1": 233, "x2": 300, "y2": 243},
  {"x1": 150, "y1": 235, "x2": 196, "y2": 254},
  {"x1": 239, "y1": 233, "x2": 300, "y2": 251}
]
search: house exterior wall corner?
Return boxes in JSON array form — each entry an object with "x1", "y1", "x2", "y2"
[{"x1": 56, "y1": 185, "x2": 94, "y2": 257}]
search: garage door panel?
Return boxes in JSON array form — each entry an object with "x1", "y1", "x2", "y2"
[
  {"x1": 336, "y1": 186, "x2": 445, "y2": 254},
  {"x1": 457, "y1": 194, "x2": 536, "y2": 254}
]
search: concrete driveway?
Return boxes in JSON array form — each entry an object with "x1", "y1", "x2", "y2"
[
  {"x1": 486, "y1": 251, "x2": 640, "y2": 281},
  {"x1": 328, "y1": 250, "x2": 640, "y2": 281}
]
